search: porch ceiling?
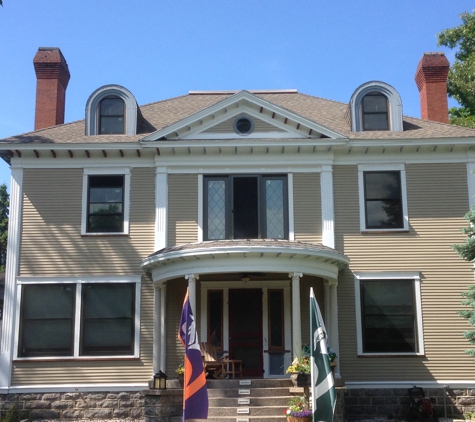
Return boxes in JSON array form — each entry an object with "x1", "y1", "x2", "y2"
[{"x1": 140, "y1": 239, "x2": 349, "y2": 284}]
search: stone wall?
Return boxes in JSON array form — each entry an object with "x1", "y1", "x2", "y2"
[
  {"x1": 344, "y1": 387, "x2": 475, "y2": 421},
  {"x1": 0, "y1": 391, "x2": 144, "y2": 421}
]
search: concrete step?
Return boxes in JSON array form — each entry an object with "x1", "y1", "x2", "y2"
[
  {"x1": 209, "y1": 395, "x2": 290, "y2": 406},
  {"x1": 208, "y1": 386, "x2": 292, "y2": 398},
  {"x1": 208, "y1": 405, "x2": 287, "y2": 417}
]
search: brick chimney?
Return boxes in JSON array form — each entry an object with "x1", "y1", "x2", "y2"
[
  {"x1": 33, "y1": 47, "x2": 70, "y2": 130},
  {"x1": 415, "y1": 52, "x2": 450, "y2": 124}
]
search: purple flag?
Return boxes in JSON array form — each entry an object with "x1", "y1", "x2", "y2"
[{"x1": 178, "y1": 289, "x2": 208, "y2": 420}]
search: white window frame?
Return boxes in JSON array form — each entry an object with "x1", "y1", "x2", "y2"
[
  {"x1": 358, "y1": 163, "x2": 409, "y2": 232},
  {"x1": 354, "y1": 271, "x2": 424, "y2": 356},
  {"x1": 81, "y1": 168, "x2": 131, "y2": 235},
  {"x1": 15, "y1": 276, "x2": 141, "y2": 360}
]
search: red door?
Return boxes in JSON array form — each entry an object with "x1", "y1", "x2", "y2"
[{"x1": 229, "y1": 289, "x2": 263, "y2": 377}]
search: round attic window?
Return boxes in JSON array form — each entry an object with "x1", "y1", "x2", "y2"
[{"x1": 234, "y1": 116, "x2": 254, "y2": 135}]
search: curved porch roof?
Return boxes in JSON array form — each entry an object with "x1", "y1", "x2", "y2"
[{"x1": 140, "y1": 239, "x2": 349, "y2": 284}]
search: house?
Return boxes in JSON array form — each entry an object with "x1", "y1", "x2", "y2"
[{"x1": 0, "y1": 46, "x2": 474, "y2": 420}]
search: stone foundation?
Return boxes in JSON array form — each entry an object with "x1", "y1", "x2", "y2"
[
  {"x1": 0, "y1": 391, "x2": 144, "y2": 421},
  {"x1": 344, "y1": 387, "x2": 475, "y2": 421}
]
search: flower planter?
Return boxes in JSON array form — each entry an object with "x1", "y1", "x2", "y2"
[{"x1": 287, "y1": 417, "x2": 311, "y2": 422}]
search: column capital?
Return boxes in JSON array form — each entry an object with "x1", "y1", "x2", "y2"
[
  {"x1": 185, "y1": 274, "x2": 200, "y2": 282},
  {"x1": 325, "y1": 278, "x2": 338, "y2": 287},
  {"x1": 289, "y1": 272, "x2": 303, "y2": 280}
]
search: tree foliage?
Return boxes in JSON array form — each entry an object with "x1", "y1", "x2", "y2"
[
  {"x1": 437, "y1": 9, "x2": 475, "y2": 128},
  {"x1": 452, "y1": 207, "x2": 475, "y2": 357},
  {"x1": 0, "y1": 184, "x2": 9, "y2": 273}
]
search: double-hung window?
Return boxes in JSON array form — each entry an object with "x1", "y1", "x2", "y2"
[
  {"x1": 82, "y1": 169, "x2": 131, "y2": 235},
  {"x1": 204, "y1": 175, "x2": 288, "y2": 240},
  {"x1": 358, "y1": 164, "x2": 408, "y2": 231},
  {"x1": 354, "y1": 272, "x2": 424, "y2": 355},
  {"x1": 17, "y1": 277, "x2": 140, "y2": 359}
]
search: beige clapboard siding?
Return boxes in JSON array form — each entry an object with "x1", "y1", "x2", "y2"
[
  {"x1": 203, "y1": 116, "x2": 285, "y2": 133},
  {"x1": 168, "y1": 174, "x2": 198, "y2": 246},
  {"x1": 293, "y1": 173, "x2": 321, "y2": 244},
  {"x1": 12, "y1": 276, "x2": 154, "y2": 386},
  {"x1": 20, "y1": 168, "x2": 156, "y2": 275},
  {"x1": 334, "y1": 163, "x2": 475, "y2": 381}
]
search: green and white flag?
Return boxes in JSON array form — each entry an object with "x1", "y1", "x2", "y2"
[{"x1": 310, "y1": 287, "x2": 336, "y2": 422}]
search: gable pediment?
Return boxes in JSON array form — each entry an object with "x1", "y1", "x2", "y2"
[{"x1": 141, "y1": 90, "x2": 346, "y2": 142}]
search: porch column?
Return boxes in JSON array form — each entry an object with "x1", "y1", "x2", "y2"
[
  {"x1": 185, "y1": 274, "x2": 199, "y2": 315},
  {"x1": 153, "y1": 283, "x2": 161, "y2": 374},
  {"x1": 160, "y1": 283, "x2": 167, "y2": 371},
  {"x1": 290, "y1": 272, "x2": 303, "y2": 358},
  {"x1": 327, "y1": 278, "x2": 341, "y2": 380},
  {"x1": 321, "y1": 165, "x2": 335, "y2": 249}
]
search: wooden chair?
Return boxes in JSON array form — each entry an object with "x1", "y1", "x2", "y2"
[{"x1": 200, "y1": 342, "x2": 242, "y2": 379}]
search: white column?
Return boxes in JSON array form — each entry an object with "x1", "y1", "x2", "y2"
[
  {"x1": 321, "y1": 165, "x2": 335, "y2": 249},
  {"x1": 0, "y1": 167, "x2": 23, "y2": 388},
  {"x1": 467, "y1": 162, "x2": 475, "y2": 210},
  {"x1": 185, "y1": 274, "x2": 199, "y2": 315},
  {"x1": 153, "y1": 283, "x2": 161, "y2": 374},
  {"x1": 155, "y1": 169, "x2": 168, "y2": 251},
  {"x1": 290, "y1": 272, "x2": 303, "y2": 358},
  {"x1": 160, "y1": 283, "x2": 167, "y2": 371},
  {"x1": 328, "y1": 278, "x2": 341, "y2": 380}
]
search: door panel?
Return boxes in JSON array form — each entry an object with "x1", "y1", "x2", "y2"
[{"x1": 229, "y1": 289, "x2": 263, "y2": 377}]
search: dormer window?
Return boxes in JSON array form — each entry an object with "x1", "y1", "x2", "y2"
[
  {"x1": 362, "y1": 92, "x2": 389, "y2": 131},
  {"x1": 99, "y1": 96, "x2": 125, "y2": 134},
  {"x1": 350, "y1": 81, "x2": 403, "y2": 132},
  {"x1": 85, "y1": 85, "x2": 138, "y2": 136}
]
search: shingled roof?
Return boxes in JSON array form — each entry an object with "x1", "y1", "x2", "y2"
[{"x1": 2, "y1": 91, "x2": 475, "y2": 145}]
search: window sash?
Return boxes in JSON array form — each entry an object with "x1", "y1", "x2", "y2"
[
  {"x1": 360, "y1": 279, "x2": 417, "y2": 353},
  {"x1": 99, "y1": 97, "x2": 125, "y2": 134},
  {"x1": 204, "y1": 175, "x2": 288, "y2": 240},
  {"x1": 17, "y1": 281, "x2": 138, "y2": 359},
  {"x1": 87, "y1": 175, "x2": 125, "y2": 233},
  {"x1": 364, "y1": 171, "x2": 403, "y2": 229}
]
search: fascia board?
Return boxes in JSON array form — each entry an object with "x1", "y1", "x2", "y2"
[
  {"x1": 346, "y1": 137, "x2": 475, "y2": 148},
  {"x1": 141, "y1": 91, "x2": 347, "y2": 141},
  {"x1": 0, "y1": 143, "x2": 141, "y2": 151}
]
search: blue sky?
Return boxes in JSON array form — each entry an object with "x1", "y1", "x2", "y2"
[{"x1": 0, "y1": 1, "x2": 473, "y2": 191}]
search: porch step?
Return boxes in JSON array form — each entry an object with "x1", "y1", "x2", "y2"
[{"x1": 199, "y1": 378, "x2": 296, "y2": 422}]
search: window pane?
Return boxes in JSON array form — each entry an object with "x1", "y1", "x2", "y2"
[
  {"x1": 207, "y1": 180, "x2": 226, "y2": 240},
  {"x1": 90, "y1": 187, "x2": 123, "y2": 203},
  {"x1": 361, "y1": 280, "x2": 416, "y2": 353},
  {"x1": 208, "y1": 291, "x2": 223, "y2": 349},
  {"x1": 266, "y1": 179, "x2": 285, "y2": 239},
  {"x1": 19, "y1": 284, "x2": 74, "y2": 357},
  {"x1": 366, "y1": 200, "x2": 403, "y2": 228},
  {"x1": 268, "y1": 290, "x2": 284, "y2": 349},
  {"x1": 100, "y1": 116, "x2": 124, "y2": 134},
  {"x1": 363, "y1": 114, "x2": 388, "y2": 131},
  {"x1": 363, "y1": 95, "x2": 388, "y2": 112},
  {"x1": 233, "y1": 177, "x2": 258, "y2": 239},
  {"x1": 365, "y1": 172, "x2": 401, "y2": 200},
  {"x1": 81, "y1": 283, "x2": 135, "y2": 356},
  {"x1": 100, "y1": 98, "x2": 124, "y2": 115}
]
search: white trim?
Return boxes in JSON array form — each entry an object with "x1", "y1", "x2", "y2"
[
  {"x1": 0, "y1": 168, "x2": 23, "y2": 388},
  {"x1": 155, "y1": 169, "x2": 168, "y2": 251},
  {"x1": 81, "y1": 168, "x2": 131, "y2": 235},
  {"x1": 0, "y1": 384, "x2": 148, "y2": 394},
  {"x1": 354, "y1": 271, "x2": 424, "y2": 356},
  {"x1": 467, "y1": 162, "x2": 475, "y2": 209},
  {"x1": 321, "y1": 165, "x2": 335, "y2": 248},
  {"x1": 358, "y1": 163, "x2": 409, "y2": 232},
  {"x1": 345, "y1": 381, "x2": 475, "y2": 389},
  {"x1": 14, "y1": 276, "x2": 142, "y2": 361},
  {"x1": 287, "y1": 173, "x2": 294, "y2": 241},
  {"x1": 198, "y1": 174, "x2": 204, "y2": 242}
]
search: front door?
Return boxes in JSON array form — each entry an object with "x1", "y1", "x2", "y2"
[{"x1": 229, "y1": 288, "x2": 263, "y2": 377}]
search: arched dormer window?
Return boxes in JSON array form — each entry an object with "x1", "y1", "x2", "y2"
[
  {"x1": 350, "y1": 81, "x2": 403, "y2": 132},
  {"x1": 86, "y1": 85, "x2": 138, "y2": 135},
  {"x1": 99, "y1": 96, "x2": 124, "y2": 134}
]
